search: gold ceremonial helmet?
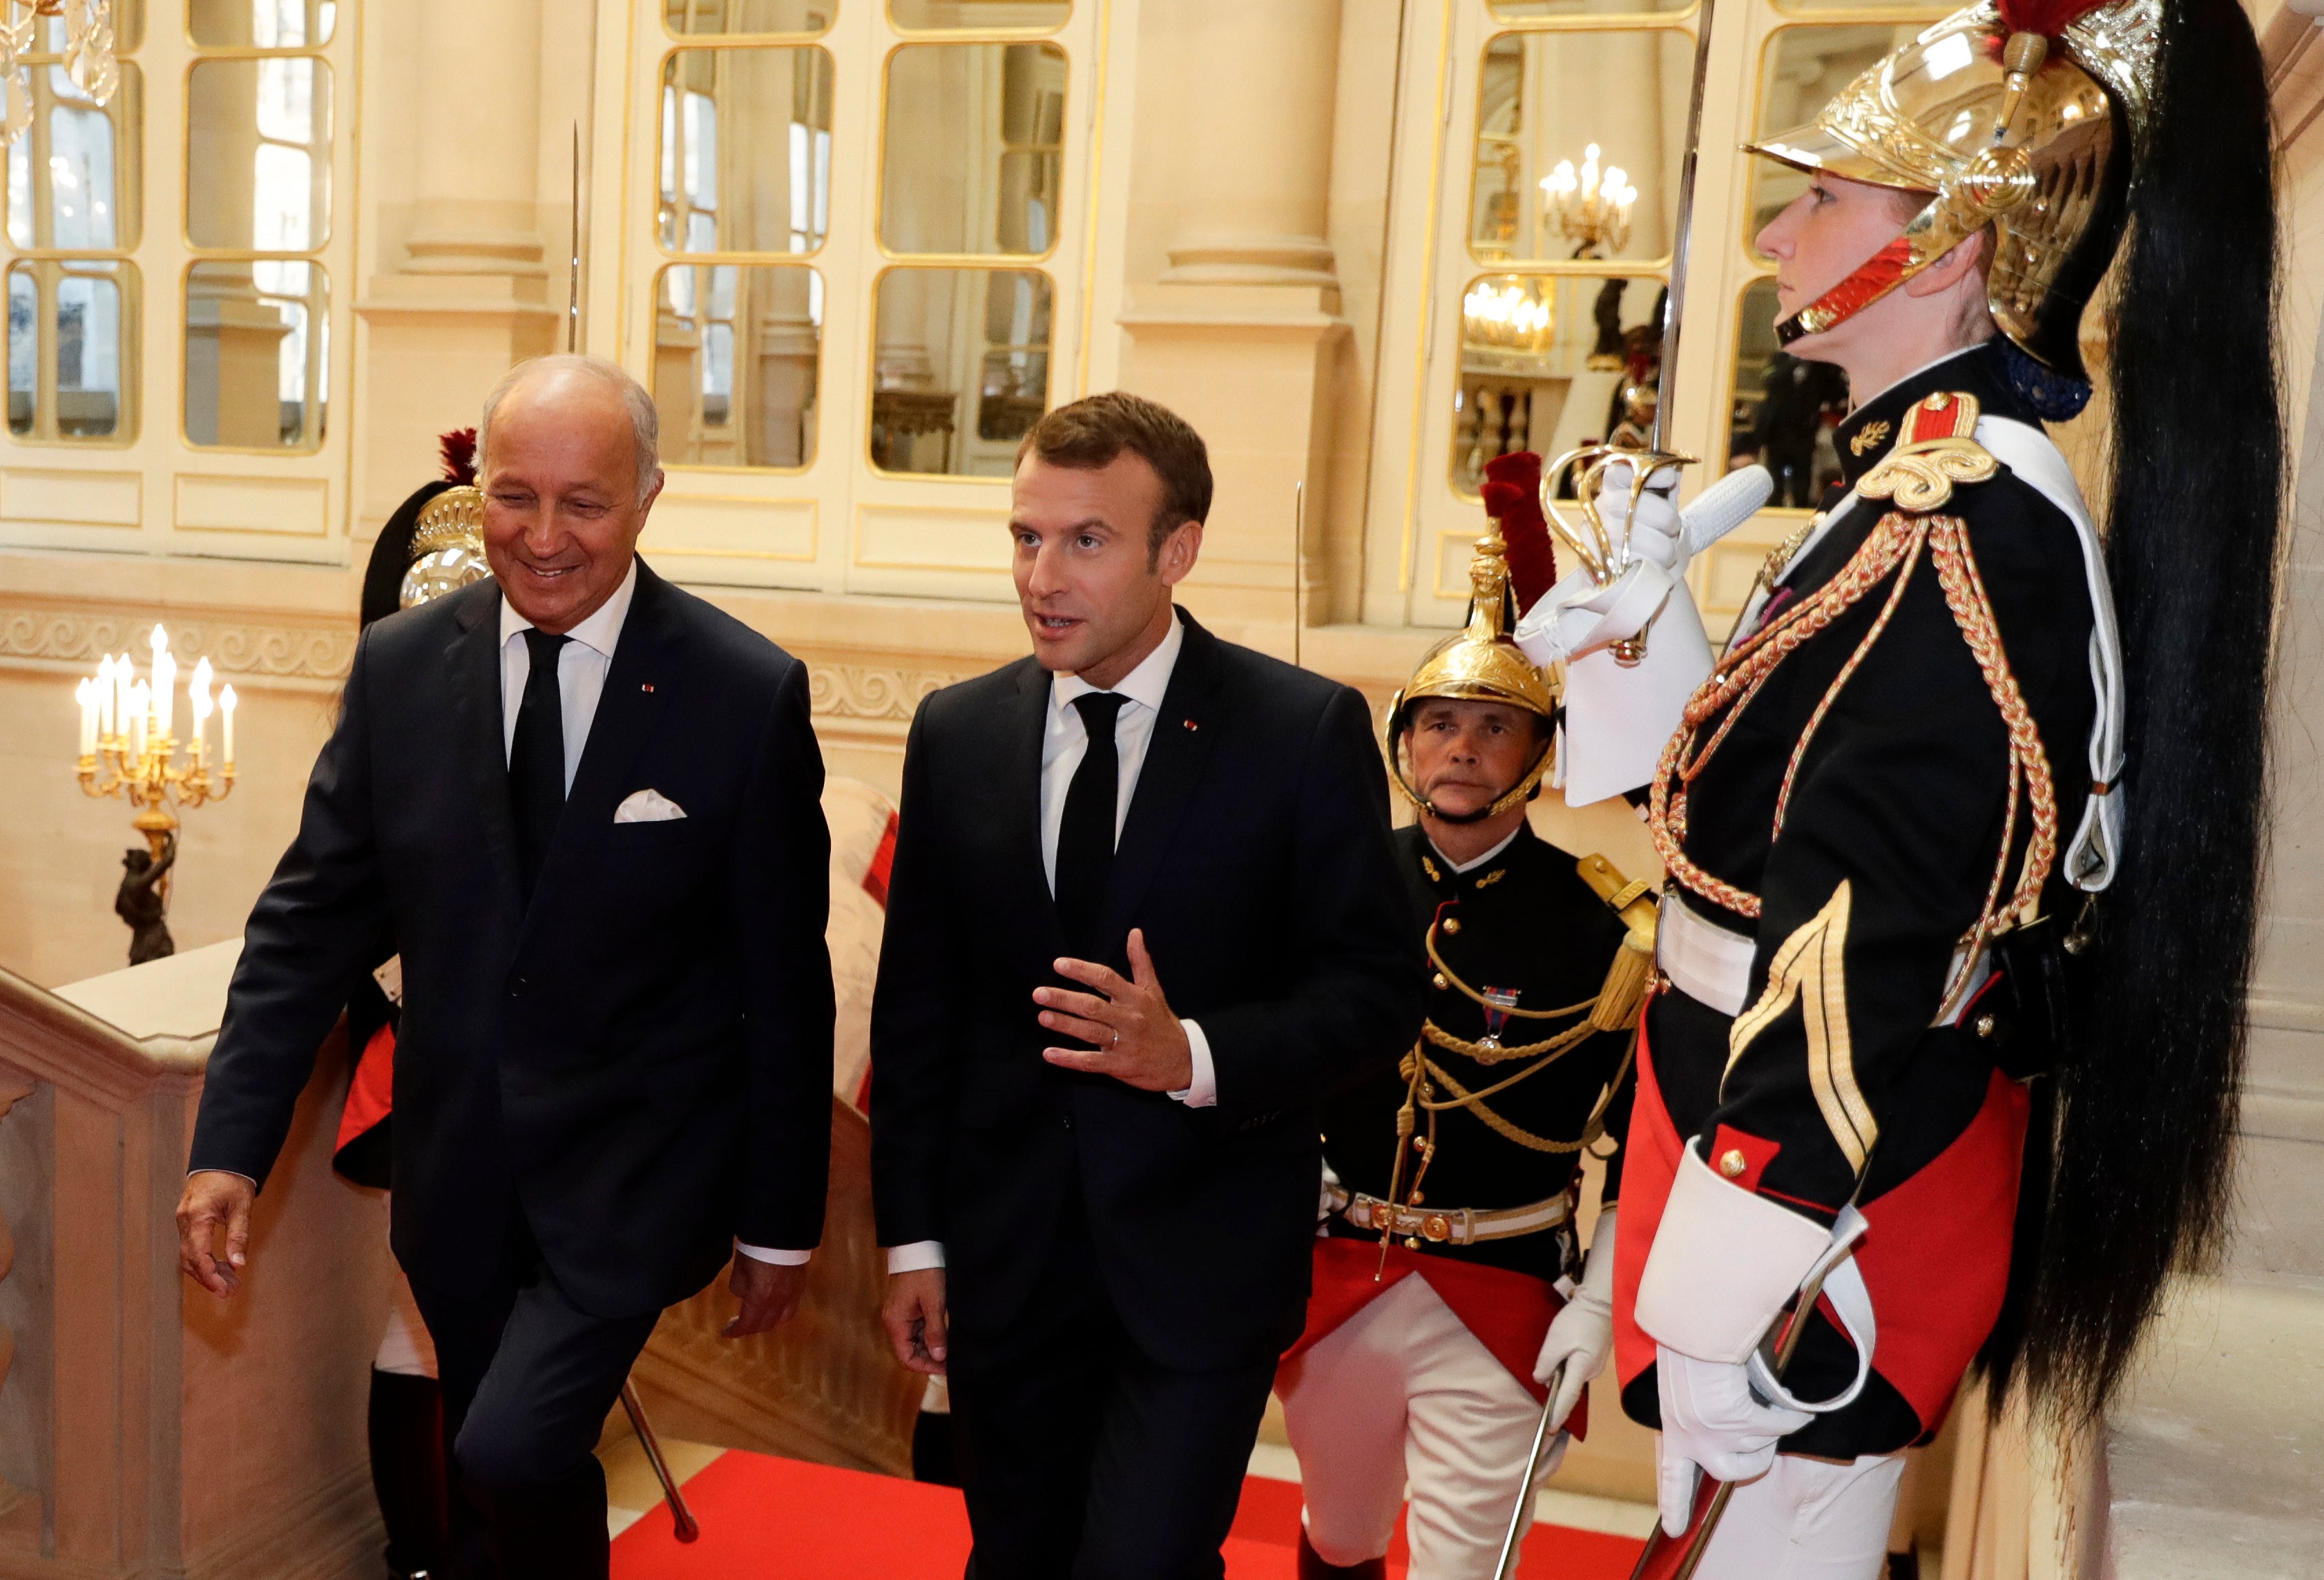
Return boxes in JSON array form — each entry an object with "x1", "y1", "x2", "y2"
[
  {"x1": 1385, "y1": 523, "x2": 1560, "y2": 822},
  {"x1": 400, "y1": 485, "x2": 491, "y2": 609},
  {"x1": 1747, "y1": 0, "x2": 2160, "y2": 382}
]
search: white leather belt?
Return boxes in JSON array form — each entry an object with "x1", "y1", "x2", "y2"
[
  {"x1": 1323, "y1": 1182, "x2": 1571, "y2": 1246},
  {"x1": 1658, "y1": 896, "x2": 1759, "y2": 1017},
  {"x1": 1657, "y1": 892, "x2": 1988, "y2": 1028}
]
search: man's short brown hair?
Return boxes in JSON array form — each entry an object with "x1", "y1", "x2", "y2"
[{"x1": 1017, "y1": 392, "x2": 1212, "y2": 561}]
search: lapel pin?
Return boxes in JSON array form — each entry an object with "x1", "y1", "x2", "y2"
[
  {"x1": 641, "y1": 683, "x2": 655, "y2": 693},
  {"x1": 1182, "y1": 718, "x2": 1198, "y2": 731}
]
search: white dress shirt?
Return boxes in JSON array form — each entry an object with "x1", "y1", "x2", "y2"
[
  {"x1": 885, "y1": 613, "x2": 1216, "y2": 1277},
  {"x1": 500, "y1": 561, "x2": 807, "y2": 1271}
]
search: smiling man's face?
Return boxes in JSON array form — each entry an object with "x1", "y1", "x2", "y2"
[{"x1": 481, "y1": 369, "x2": 662, "y2": 635}]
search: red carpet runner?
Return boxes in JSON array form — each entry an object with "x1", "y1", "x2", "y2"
[{"x1": 611, "y1": 1450, "x2": 1644, "y2": 1578}]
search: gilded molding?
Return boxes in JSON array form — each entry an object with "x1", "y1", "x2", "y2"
[
  {"x1": 805, "y1": 662, "x2": 966, "y2": 722},
  {"x1": 0, "y1": 604, "x2": 358, "y2": 684},
  {"x1": 0, "y1": 604, "x2": 978, "y2": 722}
]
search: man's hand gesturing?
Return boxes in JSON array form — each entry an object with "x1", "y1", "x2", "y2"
[
  {"x1": 1035, "y1": 929, "x2": 1193, "y2": 1092},
  {"x1": 177, "y1": 1170, "x2": 256, "y2": 1298}
]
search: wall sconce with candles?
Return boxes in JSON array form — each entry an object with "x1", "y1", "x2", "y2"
[
  {"x1": 1540, "y1": 144, "x2": 1637, "y2": 260},
  {"x1": 73, "y1": 625, "x2": 237, "y2": 963}
]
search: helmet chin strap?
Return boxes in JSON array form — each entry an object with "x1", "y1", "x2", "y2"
[
  {"x1": 1776, "y1": 233, "x2": 1924, "y2": 347},
  {"x1": 1387, "y1": 734, "x2": 1556, "y2": 825}
]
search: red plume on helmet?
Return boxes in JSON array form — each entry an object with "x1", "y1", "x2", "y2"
[
  {"x1": 1479, "y1": 451, "x2": 1557, "y2": 613},
  {"x1": 1995, "y1": 0, "x2": 2104, "y2": 37},
  {"x1": 438, "y1": 427, "x2": 479, "y2": 486}
]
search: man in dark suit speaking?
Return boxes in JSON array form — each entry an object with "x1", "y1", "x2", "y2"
[
  {"x1": 872, "y1": 393, "x2": 1424, "y2": 1579},
  {"x1": 175, "y1": 356, "x2": 835, "y2": 1578}
]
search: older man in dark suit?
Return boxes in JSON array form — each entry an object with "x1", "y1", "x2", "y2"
[
  {"x1": 175, "y1": 355, "x2": 835, "y2": 1579},
  {"x1": 871, "y1": 392, "x2": 1425, "y2": 1580}
]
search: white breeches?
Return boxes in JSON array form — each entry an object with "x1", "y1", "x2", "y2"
[
  {"x1": 1276, "y1": 1274, "x2": 1558, "y2": 1580},
  {"x1": 1690, "y1": 1450, "x2": 1905, "y2": 1580}
]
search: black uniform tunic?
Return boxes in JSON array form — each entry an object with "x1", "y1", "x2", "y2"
[
  {"x1": 1626, "y1": 340, "x2": 2099, "y2": 1456},
  {"x1": 1318, "y1": 822, "x2": 1637, "y2": 1284}
]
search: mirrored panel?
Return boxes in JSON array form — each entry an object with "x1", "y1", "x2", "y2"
[
  {"x1": 183, "y1": 258, "x2": 327, "y2": 450},
  {"x1": 891, "y1": 0, "x2": 1069, "y2": 28},
  {"x1": 870, "y1": 266, "x2": 1051, "y2": 475},
  {"x1": 1490, "y1": 0, "x2": 1689, "y2": 17},
  {"x1": 660, "y1": 48, "x2": 832, "y2": 254},
  {"x1": 653, "y1": 262, "x2": 823, "y2": 469},
  {"x1": 881, "y1": 44, "x2": 1065, "y2": 256},
  {"x1": 1746, "y1": 25, "x2": 1922, "y2": 256},
  {"x1": 186, "y1": 56, "x2": 333, "y2": 250},
  {"x1": 187, "y1": 0, "x2": 335, "y2": 47},
  {"x1": 664, "y1": 0, "x2": 832, "y2": 33},
  {"x1": 1470, "y1": 29, "x2": 1692, "y2": 265},
  {"x1": 39, "y1": 0, "x2": 144, "y2": 52},
  {"x1": 1450, "y1": 273, "x2": 1666, "y2": 498},
  {"x1": 1726, "y1": 276, "x2": 1850, "y2": 509},
  {"x1": 8, "y1": 258, "x2": 135, "y2": 441},
  {"x1": 6, "y1": 63, "x2": 142, "y2": 250}
]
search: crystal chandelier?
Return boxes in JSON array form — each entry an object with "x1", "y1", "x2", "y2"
[
  {"x1": 0, "y1": 0, "x2": 118, "y2": 142},
  {"x1": 1461, "y1": 277, "x2": 1555, "y2": 356},
  {"x1": 1540, "y1": 144, "x2": 1636, "y2": 260}
]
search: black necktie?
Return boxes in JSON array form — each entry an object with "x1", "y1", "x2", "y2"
[
  {"x1": 1055, "y1": 691, "x2": 1130, "y2": 956},
  {"x1": 509, "y1": 628, "x2": 572, "y2": 902}
]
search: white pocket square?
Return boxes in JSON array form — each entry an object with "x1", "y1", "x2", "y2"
[{"x1": 614, "y1": 788, "x2": 688, "y2": 824}]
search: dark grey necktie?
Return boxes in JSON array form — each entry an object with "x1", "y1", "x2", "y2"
[
  {"x1": 508, "y1": 628, "x2": 571, "y2": 902},
  {"x1": 1055, "y1": 691, "x2": 1130, "y2": 956}
]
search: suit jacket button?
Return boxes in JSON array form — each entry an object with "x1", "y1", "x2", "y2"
[
  {"x1": 1059, "y1": 1112, "x2": 1074, "y2": 1131},
  {"x1": 509, "y1": 976, "x2": 528, "y2": 997}
]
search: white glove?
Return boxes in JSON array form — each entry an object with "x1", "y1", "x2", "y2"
[
  {"x1": 1597, "y1": 461, "x2": 1684, "y2": 574},
  {"x1": 1533, "y1": 1208, "x2": 1617, "y2": 1432},
  {"x1": 1653, "y1": 1347, "x2": 1812, "y2": 1536}
]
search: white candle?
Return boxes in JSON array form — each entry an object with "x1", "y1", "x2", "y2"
[
  {"x1": 129, "y1": 680, "x2": 148, "y2": 760},
  {"x1": 149, "y1": 627, "x2": 172, "y2": 739},
  {"x1": 115, "y1": 652, "x2": 133, "y2": 742},
  {"x1": 95, "y1": 655, "x2": 115, "y2": 738},
  {"x1": 153, "y1": 648, "x2": 175, "y2": 740},
  {"x1": 220, "y1": 684, "x2": 238, "y2": 768},
  {"x1": 76, "y1": 678, "x2": 95, "y2": 756},
  {"x1": 190, "y1": 657, "x2": 213, "y2": 758}
]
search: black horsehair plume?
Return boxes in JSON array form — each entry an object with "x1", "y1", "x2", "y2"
[{"x1": 2010, "y1": 0, "x2": 2283, "y2": 1425}]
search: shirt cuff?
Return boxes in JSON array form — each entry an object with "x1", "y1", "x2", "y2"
[
  {"x1": 189, "y1": 1169, "x2": 257, "y2": 1186},
  {"x1": 735, "y1": 1241, "x2": 812, "y2": 1266},
  {"x1": 1169, "y1": 1019, "x2": 1218, "y2": 1108},
  {"x1": 886, "y1": 1240, "x2": 946, "y2": 1274}
]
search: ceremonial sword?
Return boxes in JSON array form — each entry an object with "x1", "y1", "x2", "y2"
[
  {"x1": 1490, "y1": 1361, "x2": 1568, "y2": 1580},
  {"x1": 1535, "y1": 0, "x2": 1725, "y2": 624}
]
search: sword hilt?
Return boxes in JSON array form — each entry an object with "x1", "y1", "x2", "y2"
[{"x1": 1626, "y1": 1243, "x2": 1852, "y2": 1577}]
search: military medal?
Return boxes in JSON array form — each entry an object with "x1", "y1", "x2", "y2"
[{"x1": 1476, "y1": 985, "x2": 1520, "y2": 1052}]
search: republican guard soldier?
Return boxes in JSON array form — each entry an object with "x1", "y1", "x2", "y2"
[
  {"x1": 1576, "y1": 2, "x2": 2285, "y2": 1573},
  {"x1": 1275, "y1": 452, "x2": 1661, "y2": 1580}
]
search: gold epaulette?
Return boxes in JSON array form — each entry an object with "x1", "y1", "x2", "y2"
[
  {"x1": 1574, "y1": 853, "x2": 1658, "y2": 1034},
  {"x1": 1857, "y1": 391, "x2": 2001, "y2": 513}
]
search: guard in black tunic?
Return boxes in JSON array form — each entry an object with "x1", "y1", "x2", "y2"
[
  {"x1": 1604, "y1": 4, "x2": 2286, "y2": 1575},
  {"x1": 1276, "y1": 454, "x2": 1655, "y2": 1580}
]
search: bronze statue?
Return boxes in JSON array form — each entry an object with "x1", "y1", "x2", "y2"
[{"x1": 115, "y1": 834, "x2": 175, "y2": 965}]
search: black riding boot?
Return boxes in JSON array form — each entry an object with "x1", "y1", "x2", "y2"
[{"x1": 368, "y1": 1368, "x2": 452, "y2": 1579}]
